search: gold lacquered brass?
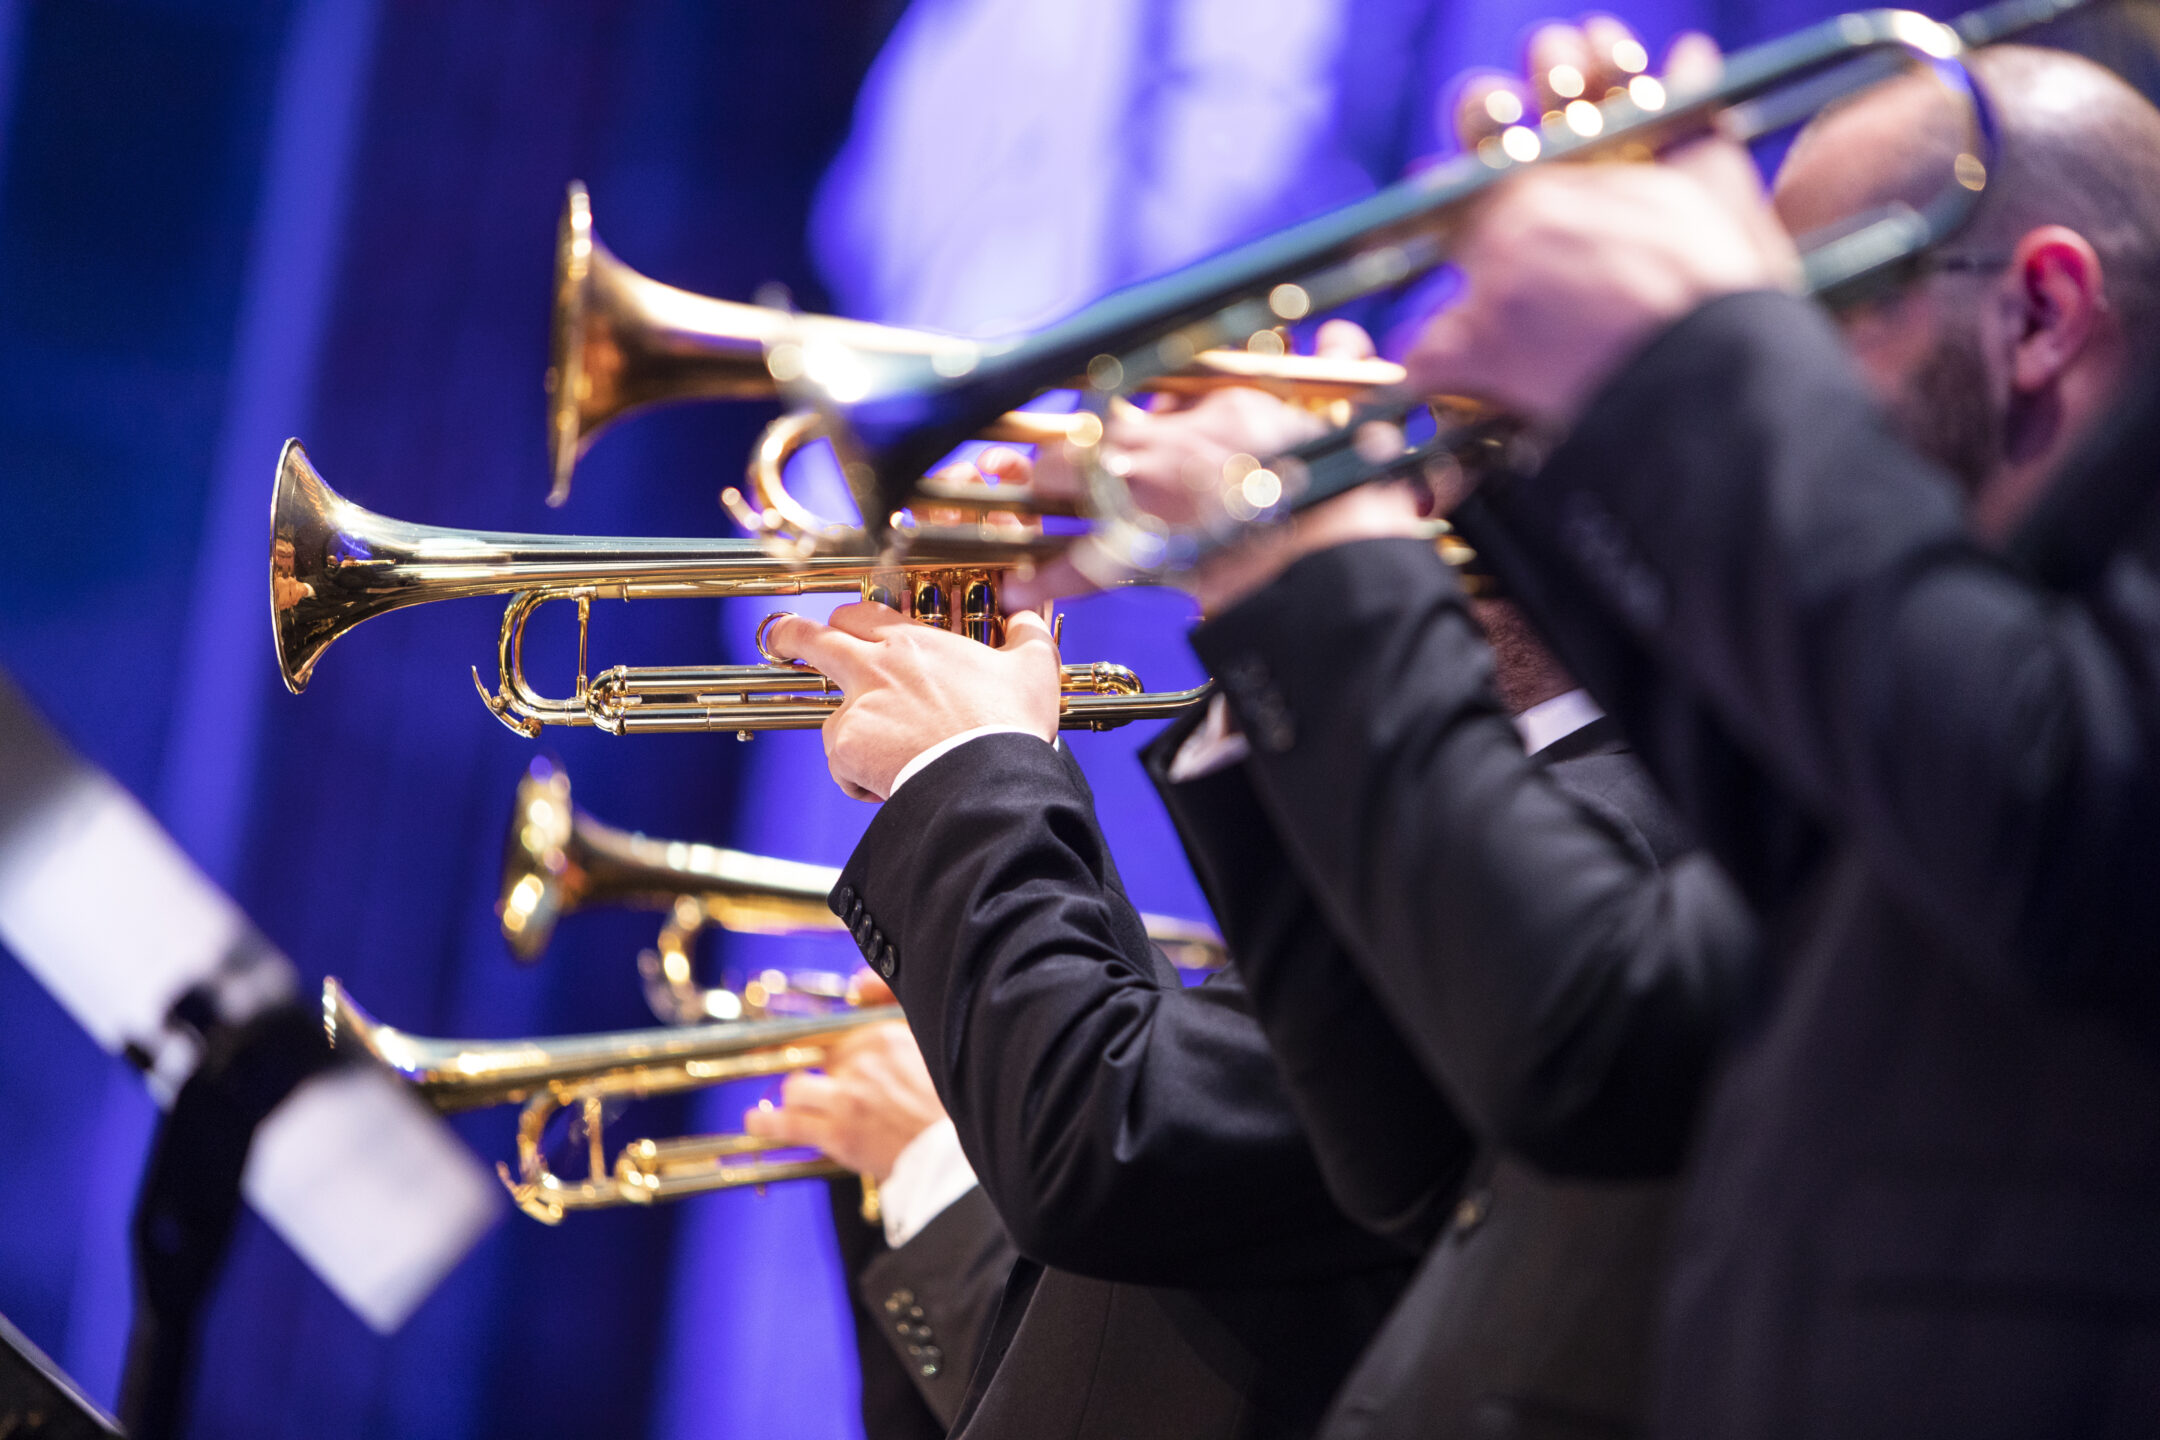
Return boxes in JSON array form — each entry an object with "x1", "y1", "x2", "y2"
[
  {"x1": 546, "y1": 181, "x2": 1405, "y2": 509},
  {"x1": 324, "y1": 976, "x2": 895, "y2": 1223},
  {"x1": 270, "y1": 439, "x2": 1207, "y2": 735},
  {"x1": 499, "y1": 758, "x2": 1229, "y2": 1025},
  {"x1": 497, "y1": 756, "x2": 837, "y2": 964}
]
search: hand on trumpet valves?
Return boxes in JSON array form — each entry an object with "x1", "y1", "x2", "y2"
[
  {"x1": 922, "y1": 444, "x2": 1035, "y2": 532},
  {"x1": 1405, "y1": 23, "x2": 1798, "y2": 429},
  {"x1": 741, "y1": 1016, "x2": 945, "y2": 1184},
  {"x1": 1008, "y1": 319, "x2": 1425, "y2": 616},
  {"x1": 761, "y1": 600, "x2": 1061, "y2": 803}
]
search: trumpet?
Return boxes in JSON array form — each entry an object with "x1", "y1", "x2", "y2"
[
  {"x1": 325, "y1": 977, "x2": 898, "y2": 1223},
  {"x1": 498, "y1": 757, "x2": 1229, "y2": 1026},
  {"x1": 270, "y1": 438, "x2": 1208, "y2": 735},
  {"x1": 545, "y1": 180, "x2": 1405, "y2": 509},
  {"x1": 746, "y1": 0, "x2": 2086, "y2": 567}
]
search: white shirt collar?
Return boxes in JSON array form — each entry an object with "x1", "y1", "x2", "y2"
[{"x1": 1512, "y1": 688, "x2": 1603, "y2": 756}]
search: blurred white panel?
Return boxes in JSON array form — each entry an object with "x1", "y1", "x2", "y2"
[
  {"x1": 0, "y1": 774, "x2": 246, "y2": 1059},
  {"x1": 244, "y1": 1066, "x2": 502, "y2": 1335}
]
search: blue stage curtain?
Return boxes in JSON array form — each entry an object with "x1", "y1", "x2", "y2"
[{"x1": 0, "y1": 0, "x2": 2007, "y2": 1435}]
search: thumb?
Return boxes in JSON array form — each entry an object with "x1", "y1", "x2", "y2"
[
  {"x1": 1003, "y1": 555, "x2": 1101, "y2": 610},
  {"x1": 847, "y1": 970, "x2": 897, "y2": 1007},
  {"x1": 1314, "y1": 318, "x2": 1377, "y2": 360},
  {"x1": 1661, "y1": 31, "x2": 1723, "y2": 91},
  {"x1": 1402, "y1": 305, "x2": 1481, "y2": 402},
  {"x1": 1001, "y1": 606, "x2": 1058, "y2": 658}
]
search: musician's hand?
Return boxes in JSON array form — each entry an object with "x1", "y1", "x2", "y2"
[
  {"x1": 846, "y1": 969, "x2": 897, "y2": 1007},
  {"x1": 763, "y1": 603, "x2": 1061, "y2": 801},
  {"x1": 742, "y1": 1020, "x2": 945, "y2": 1183},
  {"x1": 1409, "y1": 23, "x2": 1799, "y2": 428},
  {"x1": 1010, "y1": 320, "x2": 1425, "y2": 615}
]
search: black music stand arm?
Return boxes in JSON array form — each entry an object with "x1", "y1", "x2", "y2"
[{"x1": 118, "y1": 1000, "x2": 333, "y2": 1440}]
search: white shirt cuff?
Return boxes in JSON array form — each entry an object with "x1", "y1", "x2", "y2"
[
  {"x1": 1165, "y1": 694, "x2": 1250, "y2": 782},
  {"x1": 888, "y1": 726, "x2": 1052, "y2": 797},
  {"x1": 1512, "y1": 688, "x2": 1603, "y2": 755},
  {"x1": 879, "y1": 1117, "x2": 980, "y2": 1248}
]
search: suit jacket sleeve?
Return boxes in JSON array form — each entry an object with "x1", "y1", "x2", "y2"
[
  {"x1": 1483, "y1": 289, "x2": 2160, "y2": 1027},
  {"x1": 833, "y1": 732, "x2": 1410, "y2": 1287},
  {"x1": 1453, "y1": 491, "x2": 1831, "y2": 919},
  {"x1": 1190, "y1": 538, "x2": 1758, "y2": 1177},
  {"x1": 854, "y1": 1184, "x2": 1017, "y2": 1431},
  {"x1": 1141, "y1": 715, "x2": 1477, "y2": 1246}
]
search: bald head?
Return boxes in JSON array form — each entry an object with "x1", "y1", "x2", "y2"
[
  {"x1": 1772, "y1": 46, "x2": 2160, "y2": 533},
  {"x1": 1779, "y1": 45, "x2": 2160, "y2": 347}
]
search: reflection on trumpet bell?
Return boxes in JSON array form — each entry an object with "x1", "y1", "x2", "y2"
[{"x1": 323, "y1": 976, "x2": 900, "y2": 1223}]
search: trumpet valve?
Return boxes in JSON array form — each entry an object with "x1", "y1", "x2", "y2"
[
  {"x1": 911, "y1": 579, "x2": 949, "y2": 629},
  {"x1": 960, "y1": 577, "x2": 1002, "y2": 646}
]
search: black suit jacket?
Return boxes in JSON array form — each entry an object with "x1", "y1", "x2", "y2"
[
  {"x1": 1478, "y1": 291, "x2": 2160, "y2": 1437},
  {"x1": 1185, "y1": 539, "x2": 1756, "y2": 1178},
  {"x1": 1148, "y1": 541, "x2": 1758, "y2": 1437},
  {"x1": 832, "y1": 737, "x2": 1421, "y2": 1440},
  {"x1": 828, "y1": 1178, "x2": 1014, "y2": 1438}
]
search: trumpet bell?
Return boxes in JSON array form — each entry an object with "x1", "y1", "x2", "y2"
[
  {"x1": 498, "y1": 760, "x2": 578, "y2": 962},
  {"x1": 272, "y1": 438, "x2": 387, "y2": 695},
  {"x1": 497, "y1": 757, "x2": 854, "y2": 963},
  {"x1": 545, "y1": 181, "x2": 967, "y2": 508}
]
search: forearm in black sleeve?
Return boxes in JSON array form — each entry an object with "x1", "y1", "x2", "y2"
[
  {"x1": 856, "y1": 1185, "x2": 1016, "y2": 1430},
  {"x1": 1192, "y1": 539, "x2": 1756, "y2": 1177},
  {"x1": 834, "y1": 733, "x2": 1406, "y2": 1287},
  {"x1": 1486, "y1": 290, "x2": 2160, "y2": 1024},
  {"x1": 1145, "y1": 734, "x2": 1476, "y2": 1246},
  {"x1": 1455, "y1": 492, "x2": 1830, "y2": 918}
]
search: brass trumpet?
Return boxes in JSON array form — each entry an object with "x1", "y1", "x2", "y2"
[
  {"x1": 325, "y1": 977, "x2": 896, "y2": 1223},
  {"x1": 270, "y1": 439, "x2": 1207, "y2": 734},
  {"x1": 544, "y1": 180, "x2": 1404, "y2": 509},
  {"x1": 498, "y1": 757, "x2": 1229, "y2": 1026}
]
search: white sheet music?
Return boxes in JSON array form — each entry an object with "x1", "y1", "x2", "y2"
[{"x1": 0, "y1": 759, "x2": 499, "y2": 1334}]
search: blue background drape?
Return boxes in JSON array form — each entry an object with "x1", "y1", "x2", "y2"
[{"x1": 2, "y1": 0, "x2": 2117, "y2": 1435}]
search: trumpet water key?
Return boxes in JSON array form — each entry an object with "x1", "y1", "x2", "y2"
[
  {"x1": 324, "y1": 977, "x2": 898, "y2": 1223},
  {"x1": 269, "y1": 439, "x2": 1207, "y2": 735},
  {"x1": 499, "y1": 759, "x2": 1230, "y2": 1026}
]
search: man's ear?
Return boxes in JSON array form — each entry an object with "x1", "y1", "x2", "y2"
[{"x1": 2008, "y1": 224, "x2": 2107, "y2": 395}]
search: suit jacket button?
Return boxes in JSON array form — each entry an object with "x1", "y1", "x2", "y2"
[
  {"x1": 874, "y1": 942, "x2": 898, "y2": 980},
  {"x1": 1451, "y1": 1188, "x2": 1491, "y2": 1235},
  {"x1": 883, "y1": 1289, "x2": 913, "y2": 1315},
  {"x1": 834, "y1": 885, "x2": 858, "y2": 918}
]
